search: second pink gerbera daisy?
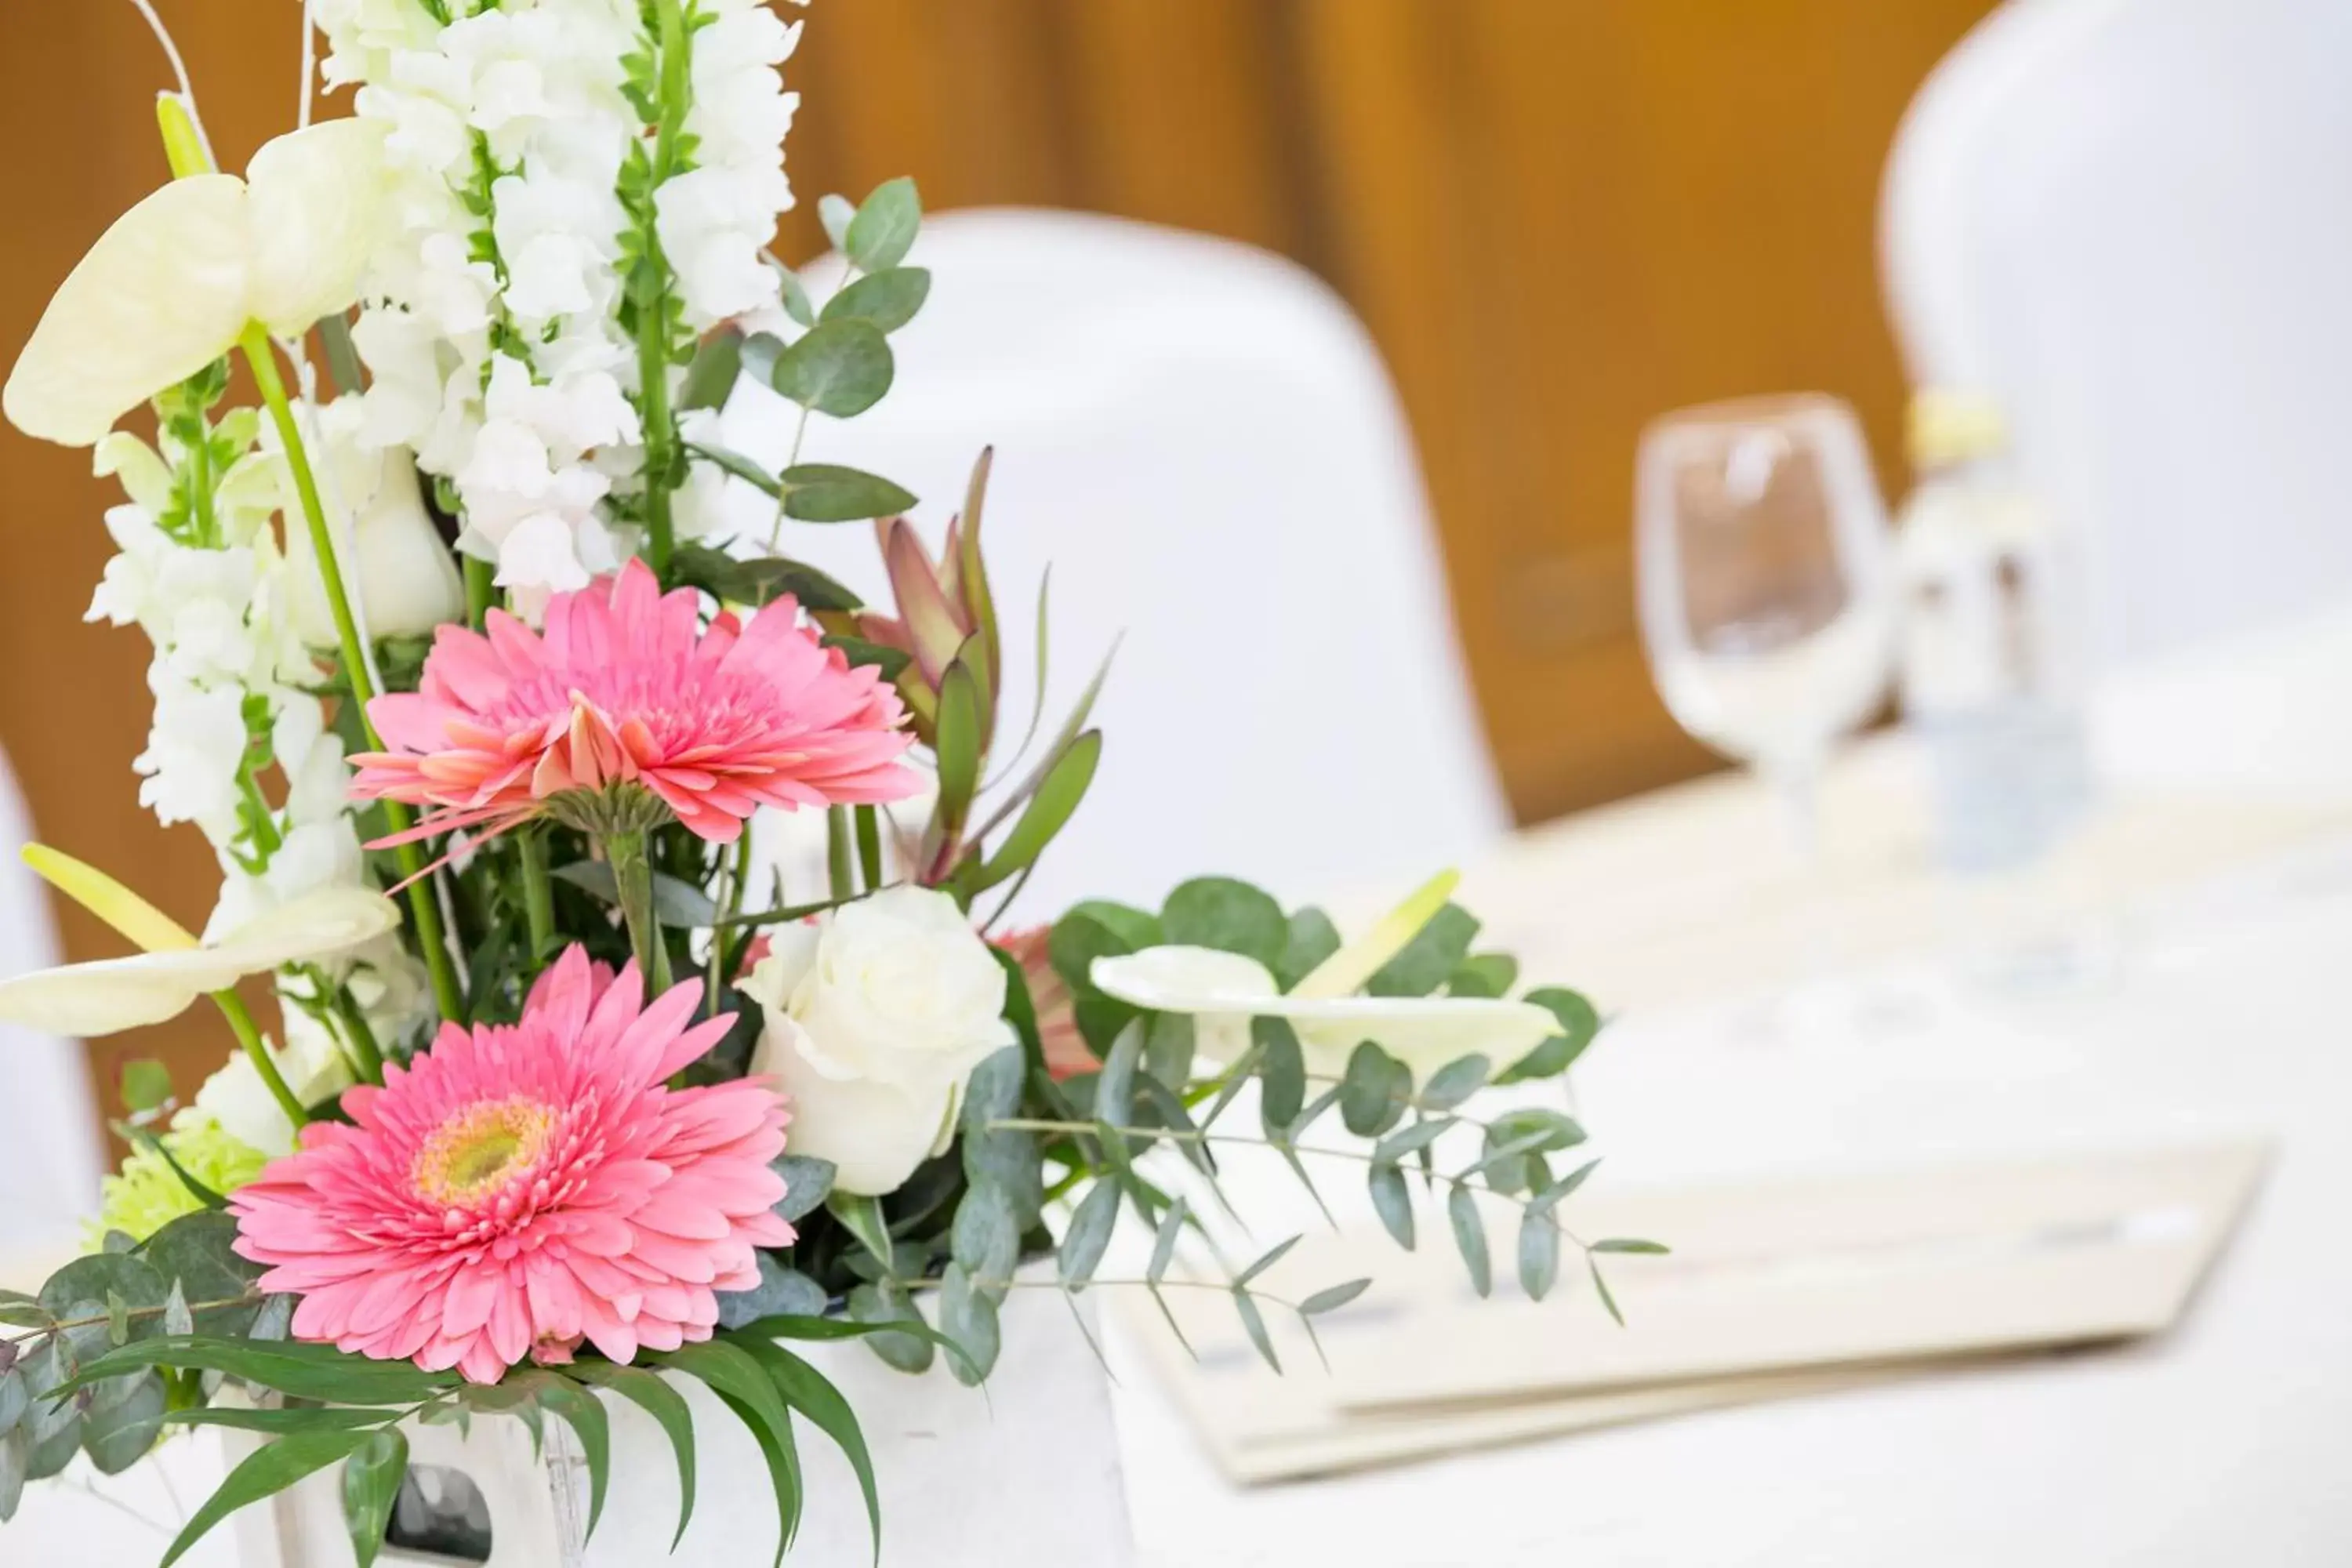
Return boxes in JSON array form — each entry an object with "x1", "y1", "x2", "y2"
[
  {"x1": 230, "y1": 946, "x2": 794, "y2": 1381},
  {"x1": 350, "y1": 557, "x2": 916, "y2": 844}
]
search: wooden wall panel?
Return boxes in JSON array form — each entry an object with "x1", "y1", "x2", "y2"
[{"x1": 0, "y1": 0, "x2": 1995, "y2": 1128}]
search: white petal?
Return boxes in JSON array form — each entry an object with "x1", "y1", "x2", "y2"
[
  {"x1": 1093, "y1": 943, "x2": 1558, "y2": 1076},
  {"x1": 1089, "y1": 946, "x2": 1283, "y2": 1012},
  {"x1": 210, "y1": 886, "x2": 403, "y2": 973},
  {"x1": 244, "y1": 119, "x2": 390, "y2": 336},
  {"x1": 0, "y1": 949, "x2": 249, "y2": 1036},
  {"x1": 3, "y1": 176, "x2": 251, "y2": 447}
]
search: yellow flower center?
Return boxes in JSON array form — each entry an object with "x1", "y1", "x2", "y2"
[{"x1": 415, "y1": 1097, "x2": 557, "y2": 1206}]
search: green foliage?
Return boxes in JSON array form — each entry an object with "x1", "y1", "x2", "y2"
[
  {"x1": 770, "y1": 319, "x2": 894, "y2": 419},
  {"x1": 1446, "y1": 1185, "x2": 1492, "y2": 1298},
  {"x1": 341, "y1": 1429, "x2": 408, "y2": 1568},
  {"x1": 844, "y1": 178, "x2": 923, "y2": 272},
  {"x1": 822, "y1": 267, "x2": 931, "y2": 333},
  {"x1": 165, "y1": 1427, "x2": 381, "y2": 1566},
  {"x1": 119, "y1": 1058, "x2": 172, "y2": 1114},
  {"x1": 1366, "y1": 903, "x2": 1481, "y2": 996},
  {"x1": 1497, "y1": 986, "x2": 1602, "y2": 1083},
  {"x1": 778, "y1": 463, "x2": 919, "y2": 524},
  {"x1": 1160, "y1": 877, "x2": 1288, "y2": 970},
  {"x1": 1276, "y1": 907, "x2": 1343, "y2": 989},
  {"x1": 1056, "y1": 1181, "x2": 1120, "y2": 1292},
  {"x1": 671, "y1": 543, "x2": 863, "y2": 612}
]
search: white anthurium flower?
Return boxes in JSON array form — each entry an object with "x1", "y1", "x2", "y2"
[
  {"x1": 743, "y1": 886, "x2": 1017, "y2": 1196},
  {"x1": 1089, "y1": 872, "x2": 1561, "y2": 1079},
  {"x1": 3, "y1": 118, "x2": 388, "y2": 448},
  {"x1": 0, "y1": 845, "x2": 401, "y2": 1038}
]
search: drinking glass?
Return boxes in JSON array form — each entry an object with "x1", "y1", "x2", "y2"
[{"x1": 1635, "y1": 393, "x2": 1896, "y2": 863}]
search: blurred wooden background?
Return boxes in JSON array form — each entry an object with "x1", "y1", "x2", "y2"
[{"x1": 0, "y1": 0, "x2": 1993, "y2": 1116}]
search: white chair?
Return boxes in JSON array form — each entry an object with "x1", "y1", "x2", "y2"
[
  {"x1": 1881, "y1": 0, "x2": 2352, "y2": 669},
  {"x1": 710, "y1": 209, "x2": 1508, "y2": 920},
  {"x1": 0, "y1": 749, "x2": 102, "y2": 1265}
]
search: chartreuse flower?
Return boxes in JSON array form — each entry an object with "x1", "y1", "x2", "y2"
[
  {"x1": 91, "y1": 1117, "x2": 268, "y2": 1245},
  {"x1": 1089, "y1": 871, "x2": 1561, "y2": 1076}
]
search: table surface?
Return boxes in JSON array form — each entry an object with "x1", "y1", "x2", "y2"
[{"x1": 17, "y1": 605, "x2": 2352, "y2": 1565}]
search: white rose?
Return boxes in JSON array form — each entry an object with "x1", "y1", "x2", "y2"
[
  {"x1": 284, "y1": 448, "x2": 465, "y2": 645},
  {"x1": 194, "y1": 1007, "x2": 357, "y2": 1159},
  {"x1": 742, "y1": 886, "x2": 1016, "y2": 1197}
]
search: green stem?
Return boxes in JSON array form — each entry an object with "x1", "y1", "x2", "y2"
[
  {"x1": 463, "y1": 554, "x2": 495, "y2": 631},
  {"x1": 633, "y1": 0, "x2": 694, "y2": 581},
  {"x1": 604, "y1": 829, "x2": 671, "y2": 992},
  {"x1": 826, "y1": 807, "x2": 855, "y2": 902},
  {"x1": 239, "y1": 325, "x2": 465, "y2": 1026},
  {"x1": 211, "y1": 989, "x2": 308, "y2": 1132},
  {"x1": 518, "y1": 827, "x2": 555, "y2": 965},
  {"x1": 331, "y1": 985, "x2": 386, "y2": 1083},
  {"x1": 854, "y1": 805, "x2": 884, "y2": 891}
]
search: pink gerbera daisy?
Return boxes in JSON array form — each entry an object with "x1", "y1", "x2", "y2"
[
  {"x1": 349, "y1": 557, "x2": 916, "y2": 845},
  {"x1": 230, "y1": 946, "x2": 794, "y2": 1382}
]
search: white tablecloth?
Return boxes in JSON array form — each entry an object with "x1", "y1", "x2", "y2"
[{"x1": 17, "y1": 606, "x2": 2352, "y2": 1565}]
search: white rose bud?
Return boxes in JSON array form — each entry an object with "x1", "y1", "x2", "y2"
[
  {"x1": 192, "y1": 1007, "x2": 356, "y2": 1159},
  {"x1": 285, "y1": 450, "x2": 465, "y2": 645},
  {"x1": 743, "y1": 886, "x2": 1016, "y2": 1197}
]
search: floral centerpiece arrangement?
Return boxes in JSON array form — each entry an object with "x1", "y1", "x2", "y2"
[{"x1": 0, "y1": 2, "x2": 1647, "y2": 1563}]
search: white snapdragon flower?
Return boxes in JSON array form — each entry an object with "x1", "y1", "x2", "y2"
[{"x1": 133, "y1": 676, "x2": 254, "y2": 840}]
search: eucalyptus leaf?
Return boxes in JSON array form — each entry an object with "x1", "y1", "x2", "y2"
[
  {"x1": 818, "y1": 193, "x2": 856, "y2": 250},
  {"x1": 1447, "y1": 1185, "x2": 1493, "y2": 1298},
  {"x1": 1276, "y1": 906, "x2": 1343, "y2": 990},
  {"x1": 1371, "y1": 1116, "x2": 1454, "y2": 1166},
  {"x1": 1146, "y1": 1198, "x2": 1189, "y2": 1285},
  {"x1": 1234, "y1": 1235, "x2": 1301, "y2": 1290},
  {"x1": 1591, "y1": 1238, "x2": 1671, "y2": 1255},
  {"x1": 1446, "y1": 953, "x2": 1519, "y2": 1000},
  {"x1": 1231, "y1": 1290, "x2": 1279, "y2": 1373},
  {"x1": 1094, "y1": 1021, "x2": 1143, "y2": 1128},
  {"x1": 770, "y1": 318, "x2": 892, "y2": 419},
  {"x1": 677, "y1": 327, "x2": 744, "y2": 412},
  {"x1": 949, "y1": 1181, "x2": 1020, "y2": 1287},
  {"x1": 1161, "y1": 877, "x2": 1288, "y2": 969},
  {"x1": 1519, "y1": 1213, "x2": 1563, "y2": 1301},
  {"x1": 140, "y1": 1211, "x2": 263, "y2": 1337},
  {"x1": 1498, "y1": 987, "x2": 1602, "y2": 1083},
  {"x1": 717, "y1": 1253, "x2": 828, "y2": 1330},
  {"x1": 1590, "y1": 1257, "x2": 1624, "y2": 1326},
  {"x1": 341, "y1": 1428, "x2": 408, "y2": 1568},
  {"x1": 1421, "y1": 1054, "x2": 1492, "y2": 1112},
  {"x1": 82, "y1": 1370, "x2": 165, "y2": 1474},
  {"x1": 1367, "y1": 1162, "x2": 1416, "y2": 1250},
  {"x1": 938, "y1": 1264, "x2": 1001, "y2": 1388},
  {"x1": 844, "y1": 176, "x2": 921, "y2": 272},
  {"x1": 1254, "y1": 1016, "x2": 1305, "y2": 1128},
  {"x1": 772, "y1": 1155, "x2": 837, "y2": 1225},
  {"x1": 1058, "y1": 1180, "x2": 1120, "y2": 1291},
  {"x1": 1047, "y1": 901, "x2": 1161, "y2": 994},
  {"x1": 1298, "y1": 1278, "x2": 1373, "y2": 1316},
  {"x1": 822, "y1": 634, "x2": 913, "y2": 680},
  {"x1": 1367, "y1": 904, "x2": 1481, "y2": 998},
  {"x1": 779, "y1": 463, "x2": 917, "y2": 523},
  {"x1": 0, "y1": 1429, "x2": 23, "y2": 1523},
  {"x1": 684, "y1": 439, "x2": 782, "y2": 498},
  {"x1": 40, "y1": 1254, "x2": 165, "y2": 1362},
  {"x1": 844, "y1": 1282, "x2": 934, "y2": 1374},
  {"x1": 1339, "y1": 1041, "x2": 1408, "y2": 1138},
  {"x1": 26, "y1": 1411, "x2": 78, "y2": 1482},
  {"x1": 1530, "y1": 1158, "x2": 1602, "y2": 1216},
  {"x1": 821, "y1": 266, "x2": 930, "y2": 332},
  {"x1": 0, "y1": 1370, "x2": 23, "y2": 1438}
]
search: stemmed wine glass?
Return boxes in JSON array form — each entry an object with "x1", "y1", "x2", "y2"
[{"x1": 1635, "y1": 394, "x2": 1899, "y2": 1028}]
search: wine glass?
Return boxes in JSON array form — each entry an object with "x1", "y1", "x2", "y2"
[{"x1": 1635, "y1": 393, "x2": 1896, "y2": 861}]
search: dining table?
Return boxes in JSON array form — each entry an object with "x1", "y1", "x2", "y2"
[{"x1": 14, "y1": 599, "x2": 2352, "y2": 1566}]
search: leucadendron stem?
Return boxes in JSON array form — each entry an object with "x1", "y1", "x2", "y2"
[{"x1": 604, "y1": 830, "x2": 671, "y2": 993}]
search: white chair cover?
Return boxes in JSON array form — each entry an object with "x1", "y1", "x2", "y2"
[
  {"x1": 1882, "y1": 0, "x2": 2352, "y2": 666},
  {"x1": 709, "y1": 208, "x2": 1508, "y2": 921},
  {"x1": 0, "y1": 750, "x2": 101, "y2": 1253}
]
